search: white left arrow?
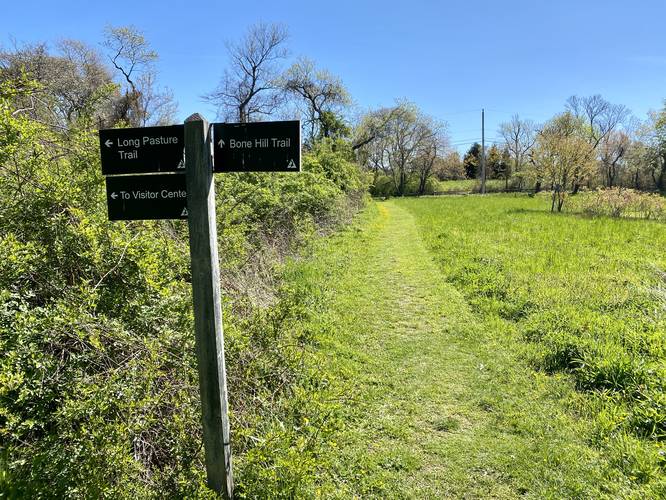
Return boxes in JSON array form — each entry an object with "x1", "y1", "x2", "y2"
[
  {"x1": 110, "y1": 192, "x2": 118, "y2": 199},
  {"x1": 105, "y1": 139, "x2": 113, "y2": 148}
]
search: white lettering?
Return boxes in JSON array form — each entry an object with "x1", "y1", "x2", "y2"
[
  {"x1": 161, "y1": 189, "x2": 187, "y2": 199},
  {"x1": 117, "y1": 137, "x2": 140, "y2": 148},
  {"x1": 230, "y1": 139, "x2": 252, "y2": 149},
  {"x1": 118, "y1": 150, "x2": 138, "y2": 160},
  {"x1": 143, "y1": 136, "x2": 179, "y2": 146}
]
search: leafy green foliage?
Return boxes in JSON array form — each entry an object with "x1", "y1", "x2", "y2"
[
  {"x1": 569, "y1": 188, "x2": 666, "y2": 220},
  {"x1": 0, "y1": 74, "x2": 367, "y2": 497},
  {"x1": 463, "y1": 142, "x2": 481, "y2": 179},
  {"x1": 370, "y1": 173, "x2": 438, "y2": 197}
]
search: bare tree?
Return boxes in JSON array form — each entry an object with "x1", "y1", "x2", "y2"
[
  {"x1": 102, "y1": 25, "x2": 176, "y2": 126},
  {"x1": 566, "y1": 95, "x2": 630, "y2": 193},
  {"x1": 499, "y1": 115, "x2": 537, "y2": 190},
  {"x1": 599, "y1": 130, "x2": 630, "y2": 187},
  {"x1": 412, "y1": 117, "x2": 447, "y2": 195},
  {"x1": 0, "y1": 41, "x2": 115, "y2": 128},
  {"x1": 283, "y1": 57, "x2": 351, "y2": 143},
  {"x1": 566, "y1": 95, "x2": 629, "y2": 147},
  {"x1": 352, "y1": 106, "x2": 411, "y2": 151},
  {"x1": 357, "y1": 102, "x2": 442, "y2": 196},
  {"x1": 205, "y1": 23, "x2": 288, "y2": 123},
  {"x1": 103, "y1": 26, "x2": 156, "y2": 93}
]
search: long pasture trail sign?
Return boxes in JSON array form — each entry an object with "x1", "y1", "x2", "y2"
[
  {"x1": 212, "y1": 120, "x2": 300, "y2": 172},
  {"x1": 99, "y1": 125, "x2": 185, "y2": 175}
]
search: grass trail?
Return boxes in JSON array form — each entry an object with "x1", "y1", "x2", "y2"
[{"x1": 307, "y1": 200, "x2": 644, "y2": 498}]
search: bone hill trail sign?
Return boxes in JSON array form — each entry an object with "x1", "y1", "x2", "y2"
[
  {"x1": 99, "y1": 125, "x2": 184, "y2": 175},
  {"x1": 213, "y1": 120, "x2": 300, "y2": 172}
]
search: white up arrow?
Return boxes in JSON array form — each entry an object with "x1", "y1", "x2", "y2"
[
  {"x1": 218, "y1": 139, "x2": 225, "y2": 148},
  {"x1": 105, "y1": 139, "x2": 113, "y2": 148}
]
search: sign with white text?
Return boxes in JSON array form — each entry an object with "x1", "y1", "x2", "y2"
[
  {"x1": 105, "y1": 173, "x2": 187, "y2": 220},
  {"x1": 212, "y1": 120, "x2": 300, "y2": 172},
  {"x1": 99, "y1": 125, "x2": 185, "y2": 175}
]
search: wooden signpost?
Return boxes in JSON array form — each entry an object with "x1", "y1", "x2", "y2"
[{"x1": 99, "y1": 117, "x2": 301, "y2": 498}]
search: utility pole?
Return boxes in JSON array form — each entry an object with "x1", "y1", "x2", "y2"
[{"x1": 481, "y1": 108, "x2": 486, "y2": 194}]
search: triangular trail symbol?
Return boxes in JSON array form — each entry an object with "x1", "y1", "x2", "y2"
[
  {"x1": 181, "y1": 207, "x2": 188, "y2": 217},
  {"x1": 287, "y1": 159, "x2": 297, "y2": 169},
  {"x1": 177, "y1": 158, "x2": 185, "y2": 169}
]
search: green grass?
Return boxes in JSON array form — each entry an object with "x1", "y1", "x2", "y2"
[
  {"x1": 436, "y1": 179, "x2": 507, "y2": 193},
  {"x1": 273, "y1": 195, "x2": 666, "y2": 497}
]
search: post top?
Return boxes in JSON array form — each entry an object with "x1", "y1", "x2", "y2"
[{"x1": 185, "y1": 113, "x2": 206, "y2": 122}]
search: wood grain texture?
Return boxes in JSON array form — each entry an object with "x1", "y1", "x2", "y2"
[{"x1": 184, "y1": 115, "x2": 233, "y2": 498}]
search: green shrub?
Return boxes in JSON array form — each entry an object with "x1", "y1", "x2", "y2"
[
  {"x1": 569, "y1": 188, "x2": 666, "y2": 221},
  {"x1": 0, "y1": 76, "x2": 365, "y2": 497}
]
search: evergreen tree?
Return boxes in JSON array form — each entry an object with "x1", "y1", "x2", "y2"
[
  {"x1": 463, "y1": 142, "x2": 481, "y2": 178},
  {"x1": 486, "y1": 144, "x2": 502, "y2": 179}
]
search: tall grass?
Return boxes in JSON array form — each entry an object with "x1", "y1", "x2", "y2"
[{"x1": 399, "y1": 194, "x2": 666, "y2": 486}]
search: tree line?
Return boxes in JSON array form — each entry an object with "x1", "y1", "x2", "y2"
[
  {"x1": 198, "y1": 23, "x2": 450, "y2": 197},
  {"x1": 438, "y1": 96, "x2": 666, "y2": 210},
  {"x1": 6, "y1": 23, "x2": 664, "y2": 206}
]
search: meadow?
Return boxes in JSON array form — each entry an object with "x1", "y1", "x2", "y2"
[
  {"x1": 258, "y1": 193, "x2": 666, "y2": 496},
  {"x1": 400, "y1": 194, "x2": 666, "y2": 487}
]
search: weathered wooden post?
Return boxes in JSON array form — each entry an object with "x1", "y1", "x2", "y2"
[
  {"x1": 184, "y1": 113, "x2": 233, "y2": 498},
  {"x1": 100, "y1": 114, "x2": 300, "y2": 498}
]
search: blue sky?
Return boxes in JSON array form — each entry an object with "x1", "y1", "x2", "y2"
[{"x1": 2, "y1": 0, "x2": 666, "y2": 152}]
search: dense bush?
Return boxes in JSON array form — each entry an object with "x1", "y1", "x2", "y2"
[
  {"x1": 0, "y1": 76, "x2": 367, "y2": 497},
  {"x1": 569, "y1": 188, "x2": 665, "y2": 221}
]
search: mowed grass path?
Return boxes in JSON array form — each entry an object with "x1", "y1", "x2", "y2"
[{"x1": 306, "y1": 199, "x2": 649, "y2": 498}]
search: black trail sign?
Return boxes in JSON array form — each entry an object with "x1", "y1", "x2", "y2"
[
  {"x1": 105, "y1": 173, "x2": 187, "y2": 220},
  {"x1": 100, "y1": 125, "x2": 185, "y2": 175},
  {"x1": 212, "y1": 120, "x2": 300, "y2": 172}
]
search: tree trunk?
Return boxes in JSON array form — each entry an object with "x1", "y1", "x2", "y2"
[
  {"x1": 417, "y1": 175, "x2": 427, "y2": 196},
  {"x1": 397, "y1": 170, "x2": 406, "y2": 196},
  {"x1": 551, "y1": 190, "x2": 556, "y2": 212}
]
